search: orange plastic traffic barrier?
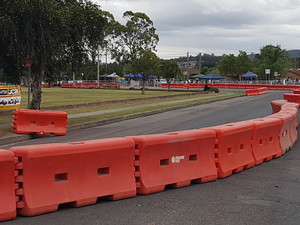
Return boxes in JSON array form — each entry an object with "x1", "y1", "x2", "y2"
[
  {"x1": 246, "y1": 87, "x2": 268, "y2": 96},
  {"x1": 12, "y1": 109, "x2": 68, "y2": 135},
  {"x1": 280, "y1": 104, "x2": 299, "y2": 145},
  {"x1": 281, "y1": 101, "x2": 299, "y2": 112},
  {"x1": 203, "y1": 122, "x2": 255, "y2": 178},
  {"x1": 270, "y1": 100, "x2": 288, "y2": 114},
  {"x1": 245, "y1": 118, "x2": 282, "y2": 165},
  {"x1": 257, "y1": 87, "x2": 268, "y2": 94},
  {"x1": 283, "y1": 93, "x2": 300, "y2": 105},
  {"x1": 245, "y1": 89, "x2": 259, "y2": 96},
  {"x1": 293, "y1": 89, "x2": 300, "y2": 94},
  {"x1": 10, "y1": 138, "x2": 136, "y2": 216},
  {"x1": 267, "y1": 112, "x2": 294, "y2": 154},
  {"x1": 129, "y1": 129, "x2": 217, "y2": 195},
  {"x1": 0, "y1": 150, "x2": 17, "y2": 222}
]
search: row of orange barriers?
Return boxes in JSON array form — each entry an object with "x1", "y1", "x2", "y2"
[
  {"x1": 60, "y1": 82, "x2": 120, "y2": 88},
  {"x1": 0, "y1": 92, "x2": 299, "y2": 221},
  {"x1": 245, "y1": 87, "x2": 268, "y2": 96},
  {"x1": 12, "y1": 109, "x2": 68, "y2": 136},
  {"x1": 284, "y1": 93, "x2": 300, "y2": 104},
  {"x1": 161, "y1": 83, "x2": 300, "y2": 90}
]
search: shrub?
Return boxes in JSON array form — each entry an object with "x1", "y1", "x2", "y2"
[
  {"x1": 102, "y1": 85, "x2": 119, "y2": 90},
  {"x1": 208, "y1": 87, "x2": 219, "y2": 93}
]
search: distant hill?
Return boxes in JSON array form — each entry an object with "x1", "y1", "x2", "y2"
[
  {"x1": 288, "y1": 50, "x2": 300, "y2": 58},
  {"x1": 172, "y1": 49, "x2": 300, "y2": 69},
  {"x1": 248, "y1": 50, "x2": 300, "y2": 61}
]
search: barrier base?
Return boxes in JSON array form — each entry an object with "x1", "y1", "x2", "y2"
[
  {"x1": 192, "y1": 174, "x2": 218, "y2": 183},
  {"x1": 217, "y1": 162, "x2": 255, "y2": 178},
  {"x1": 105, "y1": 190, "x2": 137, "y2": 201},
  {"x1": 18, "y1": 204, "x2": 59, "y2": 217}
]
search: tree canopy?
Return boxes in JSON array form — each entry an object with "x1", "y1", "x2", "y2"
[
  {"x1": 159, "y1": 60, "x2": 181, "y2": 91},
  {"x1": 109, "y1": 11, "x2": 159, "y2": 64},
  {"x1": 253, "y1": 44, "x2": 291, "y2": 79},
  {"x1": 132, "y1": 50, "x2": 160, "y2": 94},
  {"x1": 0, "y1": 0, "x2": 109, "y2": 109},
  {"x1": 219, "y1": 51, "x2": 252, "y2": 79},
  {"x1": 0, "y1": 1, "x2": 297, "y2": 109}
]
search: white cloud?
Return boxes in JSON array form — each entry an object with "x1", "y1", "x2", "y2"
[{"x1": 95, "y1": 0, "x2": 300, "y2": 58}]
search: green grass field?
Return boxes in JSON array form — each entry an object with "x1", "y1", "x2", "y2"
[
  {"x1": 0, "y1": 87, "x2": 244, "y2": 137},
  {"x1": 19, "y1": 87, "x2": 197, "y2": 108}
]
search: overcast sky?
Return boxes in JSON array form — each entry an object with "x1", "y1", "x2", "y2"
[{"x1": 94, "y1": 0, "x2": 300, "y2": 59}]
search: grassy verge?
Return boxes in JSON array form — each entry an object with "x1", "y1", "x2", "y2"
[
  {"x1": 20, "y1": 87, "x2": 201, "y2": 108},
  {"x1": 68, "y1": 92, "x2": 242, "y2": 125},
  {"x1": 0, "y1": 88, "x2": 244, "y2": 138},
  {"x1": 1, "y1": 88, "x2": 201, "y2": 124},
  {"x1": 64, "y1": 92, "x2": 221, "y2": 114}
]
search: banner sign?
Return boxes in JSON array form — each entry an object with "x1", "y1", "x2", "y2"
[{"x1": 0, "y1": 85, "x2": 21, "y2": 109}]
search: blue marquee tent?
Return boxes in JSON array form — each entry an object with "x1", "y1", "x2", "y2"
[
  {"x1": 201, "y1": 72, "x2": 225, "y2": 80},
  {"x1": 192, "y1": 74, "x2": 205, "y2": 78},
  {"x1": 242, "y1": 71, "x2": 258, "y2": 78},
  {"x1": 124, "y1": 73, "x2": 134, "y2": 78},
  {"x1": 136, "y1": 73, "x2": 143, "y2": 78}
]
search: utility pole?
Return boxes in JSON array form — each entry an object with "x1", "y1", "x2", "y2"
[
  {"x1": 25, "y1": 55, "x2": 32, "y2": 109},
  {"x1": 105, "y1": 46, "x2": 108, "y2": 74},
  {"x1": 97, "y1": 45, "x2": 100, "y2": 87},
  {"x1": 73, "y1": 72, "x2": 75, "y2": 87},
  {"x1": 198, "y1": 52, "x2": 202, "y2": 73},
  {"x1": 186, "y1": 51, "x2": 189, "y2": 82}
]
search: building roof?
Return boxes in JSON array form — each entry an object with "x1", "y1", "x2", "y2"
[
  {"x1": 180, "y1": 68, "x2": 200, "y2": 75},
  {"x1": 284, "y1": 69, "x2": 300, "y2": 79}
]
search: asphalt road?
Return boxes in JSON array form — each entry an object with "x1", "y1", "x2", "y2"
[{"x1": 2, "y1": 90, "x2": 300, "y2": 225}]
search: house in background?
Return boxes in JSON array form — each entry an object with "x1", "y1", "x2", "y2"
[{"x1": 284, "y1": 69, "x2": 300, "y2": 80}]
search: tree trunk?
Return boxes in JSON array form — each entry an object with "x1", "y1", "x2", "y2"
[
  {"x1": 142, "y1": 79, "x2": 146, "y2": 95},
  {"x1": 167, "y1": 82, "x2": 171, "y2": 92},
  {"x1": 30, "y1": 72, "x2": 43, "y2": 109},
  {"x1": 141, "y1": 79, "x2": 145, "y2": 94}
]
